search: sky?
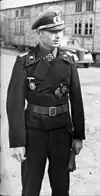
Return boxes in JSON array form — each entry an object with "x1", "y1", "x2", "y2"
[{"x1": 0, "y1": 0, "x2": 59, "y2": 9}]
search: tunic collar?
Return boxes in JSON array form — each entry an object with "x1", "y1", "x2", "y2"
[{"x1": 25, "y1": 44, "x2": 74, "y2": 67}]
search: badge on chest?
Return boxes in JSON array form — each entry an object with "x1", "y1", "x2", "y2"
[
  {"x1": 27, "y1": 77, "x2": 36, "y2": 91},
  {"x1": 54, "y1": 83, "x2": 68, "y2": 99}
]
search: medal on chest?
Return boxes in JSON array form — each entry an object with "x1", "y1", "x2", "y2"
[
  {"x1": 29, "y1": 81, "x2": 36, "y2": 90},
  {"x1": 27, "y1": 77, "x2": 36, "y2": 91},
  {"x1": 55, "y1": 83, "x2": 68, "y2": 99}
]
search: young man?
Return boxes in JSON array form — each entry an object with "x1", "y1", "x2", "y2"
[{"x1": 6, "y1": 6, "x2": 85, "y2": 196}]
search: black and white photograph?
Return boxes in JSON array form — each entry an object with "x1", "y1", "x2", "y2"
[{"x1": 0, "y1": 0, "x2": 100, "y2": 196}]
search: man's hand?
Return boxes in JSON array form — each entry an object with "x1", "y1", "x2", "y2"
[
  {"x1": 12, "y1": 146, "x2": 26, "y2": 162},
  {"x1": 72, "y1": 139, "x2": 83, "y2": 155}
]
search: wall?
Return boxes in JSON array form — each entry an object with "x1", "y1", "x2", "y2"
[
  {"x1": 64, "y1": 0, "x2": 95, "y2": 50},
  {"x1": 93, "y1": 0, "x2": 100, "y2": 50},
  {"x1": 0, "y1": 10, "x2": 12, "y2": 44}
]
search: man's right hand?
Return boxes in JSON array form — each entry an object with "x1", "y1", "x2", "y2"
[{"x1": 11, "y1": 146, "x2": 26, "y2": 162}]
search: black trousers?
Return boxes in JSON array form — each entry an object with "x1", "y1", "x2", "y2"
[{"x1": 21, "y1": 127, "x2": 72, "y2": 196}]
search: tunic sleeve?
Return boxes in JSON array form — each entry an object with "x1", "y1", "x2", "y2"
[
  {"x1": 69, "y1": 63, "x2": 85, "y2": 140},
  {"x1": 6, "y1": 55, "x2": 26, "y2": 148}
]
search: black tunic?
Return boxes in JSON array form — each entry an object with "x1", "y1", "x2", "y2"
[{"x1": 6, "y1": 46, "x2": 85, "y2": 148}]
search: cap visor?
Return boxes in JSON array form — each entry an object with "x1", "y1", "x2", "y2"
[{"x1": 41, "y1": 24, "x2": 65, "y2": 32}]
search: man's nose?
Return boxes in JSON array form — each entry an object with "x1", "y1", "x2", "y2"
[{"x1": 55, "y1": 32, "x2": 61, "y2": 38}]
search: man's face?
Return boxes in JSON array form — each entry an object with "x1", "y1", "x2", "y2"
[{"x1": 39, "y1": 30, "x2": 63, "y2": 50}]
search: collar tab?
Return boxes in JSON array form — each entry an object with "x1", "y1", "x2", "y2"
[
  {"x1": 60, "y1": 51, "x2": 75, "y2": 64},
  {"x1": 25, "y1": 51, "x2": 40, "y2": 67}
]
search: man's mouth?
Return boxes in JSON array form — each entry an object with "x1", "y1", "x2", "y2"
[{"x1": 54, "y1": 40, "x2": 60, "y2": 44}]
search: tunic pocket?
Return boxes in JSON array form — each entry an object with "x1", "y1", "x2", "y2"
[{"x1": 25, "y1": 109, "x2": 43, "y2": 129}]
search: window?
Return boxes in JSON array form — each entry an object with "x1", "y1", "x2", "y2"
[
  {"x1": 15, "y1": 20, "x2": 20, "y2": 34},
  {"x1": 15, "y1": 10, "x2": 19, "y2": 17},
  {"x1": 89, "y1": 22, "x2": 93, "y2": 34},
  {"x1": 15, "y1": 19, "x2": 24, "y2": 35},
  {"x1": 21, "y1": 9, "x2": 24, "y2": 17},
  {"x1": 84, "y1": 18, "x2": 93, "y2": 35},
  {"x1": 74, "y1": 23, "x2": 78, "y2": 34},
  {"x1": 84, "y1": 23, "x2": 88, "y2": 35},
  {"x1": 78, "y1": 22, "x2": 82, "y2": 34},
  {"x1": 75, "y1": 1, "x2": 82, "y2": 12},
  {"x1": 74, "y1": 21, "x2": 82, "y2": 35},
  {"x1": 20, "y1": 20, "x2": 24, "y2": 34},
  {"x1": 86, "y1": 0, "x2": 93, "y2": 11}
]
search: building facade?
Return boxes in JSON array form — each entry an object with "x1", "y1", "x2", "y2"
[
  {"x1": 64, "y1": 0, "x2": 100, "y2": 51},
  {"x1": 0, "y1": 0, "x2": 100, "y2": 51}
]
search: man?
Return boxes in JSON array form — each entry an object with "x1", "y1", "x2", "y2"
[{"x1": 6, "y1": 6, "x2": 85, "y2": 196}]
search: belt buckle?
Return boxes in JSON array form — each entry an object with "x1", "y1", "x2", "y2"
[{"x1": 49, "y1": 106, "x2": 56, "y2": 116}]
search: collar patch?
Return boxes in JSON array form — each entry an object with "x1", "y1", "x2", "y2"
[
  {"x1": 26, "y1": 53, "x2": 36, "y2": 66},
  {"x1": 60, "y1": 51, "x2": 74, "y2": 64}
]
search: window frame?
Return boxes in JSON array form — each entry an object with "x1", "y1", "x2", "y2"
[
  {"x1": 15, "y1": 10, "x2": 19, "y2": 18},
  {"x1": 15, "y1": 19, "x2": 24, "y2": 35},
  {"x1": 15, "y1": 19, "x2": 20, "y2": 34},
  {"x1": 20, "y1": 19, "x2": 24, "y2": 35},
  {"x1": 86, "y1": 0, "x2": 93, "y2": 12},
  {"x1": 84, "y1": 18, "x2": 93, "y2": 36},
  {"x1": 21, "y1": 9, "x2": 24, "y2": 17},
  {"x1": 74, "y1": 20, "x2": 82, "y2": 36},
  {"x1": 75, "y1": 1, "x2": 82, "y2": 12}
]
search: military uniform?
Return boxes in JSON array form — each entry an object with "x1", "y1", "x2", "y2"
[{"x1": 6, "y1": 6, "x2": 85, "y2": 196}]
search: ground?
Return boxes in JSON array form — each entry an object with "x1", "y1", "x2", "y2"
[{"x1": 0, "y1": 48, "x2": 100, "y2": 196}]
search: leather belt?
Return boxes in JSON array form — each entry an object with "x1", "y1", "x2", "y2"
[{"x1": 27, "y1": 104, "x2": 69, "y2": 117}]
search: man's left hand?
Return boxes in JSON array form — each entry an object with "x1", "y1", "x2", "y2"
[{"x1": 72, "y1": 139, "x2": 83, "y2": 155}]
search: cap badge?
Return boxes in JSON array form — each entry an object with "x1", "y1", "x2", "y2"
[{"x1": 53, "y1": 16, "x2": 62, "y2": 24}]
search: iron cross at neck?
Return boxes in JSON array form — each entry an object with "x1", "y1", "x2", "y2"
[{"x1": 44, "y1": 48, "x2": 58, "y2": 62}]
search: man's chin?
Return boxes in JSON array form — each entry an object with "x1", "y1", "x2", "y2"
[{"x1": 53, "y1": 43, "x2": 60, "y2": 48}]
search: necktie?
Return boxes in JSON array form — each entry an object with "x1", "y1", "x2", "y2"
[{"x1": 45, "y1": 52, "x2": 54, "y2": 62}]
